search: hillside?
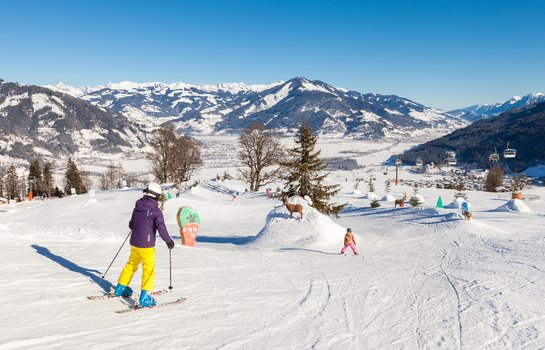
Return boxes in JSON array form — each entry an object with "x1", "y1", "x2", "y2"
[
  {"x1": 0, "y1": 80, "x2": 148, "y2": 161},
  {"x1": 403, "y1": 101, "x2": 545, "y2": 171}
]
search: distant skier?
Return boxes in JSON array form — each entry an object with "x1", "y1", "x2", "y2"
[
  {"x1": 461, "y1": 201, "x2": 472, "y2": 221},
  {"x1": 114, "y1": 182, "x2": 175, "y2": 307},
  {"x1": 341, "y1": 228, "x2": 358, "y2": 255}
]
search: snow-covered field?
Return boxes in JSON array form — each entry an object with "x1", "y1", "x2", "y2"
[{"x1": 1, "y1": 137, "x2": 545, "y2": 349}]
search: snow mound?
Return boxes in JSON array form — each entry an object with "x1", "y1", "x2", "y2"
[
  {"x1": 352, "y1": 189, "x2": 362, "y2": 195},
  {"x1": 250, "y1": 204, "x2": 346, "y2": 249},
  {"x1": 381, "y1": 194, "x2": 396, "y2": 202},
  {"x1": 413, "y1": 194, "x2": 426, "y2": 203},
  {"x1": 446, "y1": 197, "x2": 470, "y2": 209},
  {"x1": 494, "y1": 199, "x2": 531, "y2": 213},
  {"x1": 364, "y1": 192, "x2": 380, "y2": 201}
]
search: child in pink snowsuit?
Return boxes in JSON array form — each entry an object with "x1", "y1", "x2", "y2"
[{"x1": 341, "y1": 228, "x2": 358, "y2": 255}]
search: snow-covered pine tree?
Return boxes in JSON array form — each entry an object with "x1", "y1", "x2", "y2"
[
  {"x1": 385, "y1": 178, "x2": 391, "y2": 193},
  {"x1": 281, "y1": 123, "x2": 345, "y2": 216},
  {"x1": 410, "y1": 186, "x2": 422, "y2": 207}
]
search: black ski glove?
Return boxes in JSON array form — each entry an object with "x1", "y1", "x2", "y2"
[{"x1": 167, "y1": 240, "x2": 175, "y2": 249}]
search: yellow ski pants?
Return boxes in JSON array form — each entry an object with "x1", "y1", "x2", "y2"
[{"x1": 118, "y1": 246, "x2": 155, "y2": 291}]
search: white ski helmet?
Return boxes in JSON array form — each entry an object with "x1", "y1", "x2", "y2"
[{"x1": 143, "y1": 182, "x2": 162, "y2": 200}]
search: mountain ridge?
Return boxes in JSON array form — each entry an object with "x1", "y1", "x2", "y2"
[
  {"x1": 0, "y1": 79, "x2": 147, "y2": 162},
  {"x1": 448, "y1": 92, "x2": 545, "y2": 122},
  {"x1": 47, "y1": 76, "x2": 468, "y2": 138}
]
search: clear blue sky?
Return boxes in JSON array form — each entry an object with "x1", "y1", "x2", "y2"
[{"x1": 1, "y1": 0, "x2": 544, "y2": 110}]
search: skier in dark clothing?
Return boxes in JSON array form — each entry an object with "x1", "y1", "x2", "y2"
[{"x1": 114, "y1": 182, "x2": 175, "y2": 307}]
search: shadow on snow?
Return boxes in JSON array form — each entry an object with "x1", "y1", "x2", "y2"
[
  {"x1": 278, "y1": 247, "x2": 340, "y2": 256},
  {"x1": 197, "y1": 235, "x2": 255, "y2": 245},
  {"x1": 31, "y1": 244, "x2": 113, "y2": 293}
]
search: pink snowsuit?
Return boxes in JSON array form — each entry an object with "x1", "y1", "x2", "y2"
[{"x1": 341, "y1": 232, "x2": 358, "y2": 255}]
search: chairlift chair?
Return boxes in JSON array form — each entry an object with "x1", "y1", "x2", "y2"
[
  {"x1": 489, "y1": 148, "x2": 500, "y2": 163},
  {"x1": 395, "y1": 158, "x2": 402, "y2": 166},
  {"x1": 415, "y1": 157, "x2": 423, "y2": 167},
  {"x1": 383, "y1": 167, "x2": 388, "y2": 175},
  {"x1": 503, "y1": 142, "x2": 516, "y2": 159},
  {"x1": 446, "y1": 156, "x2": 457, "y2": 166}
]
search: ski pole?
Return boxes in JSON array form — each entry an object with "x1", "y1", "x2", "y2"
[
  {"x1": 169, "y1": 248, "x2": 173, "y2": 290},
  {"x1": 101, "y1": 230, "x2": 131, "y2": 279}
]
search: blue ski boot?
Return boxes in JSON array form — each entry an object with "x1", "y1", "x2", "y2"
[
  {"x1": 139, "y1": 290, "x2": 157, "y2": 307},
  {"x1": 114, "y1": 283, "x2": 133, "y2": 297}
]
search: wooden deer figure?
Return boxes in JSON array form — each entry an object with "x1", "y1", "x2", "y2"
[
  {"x1": 394, "y1": 192, "x2": 407, "y2": 208},
  {"x1": 283, "y1": 197, "x2": 304, "y2": 220}
]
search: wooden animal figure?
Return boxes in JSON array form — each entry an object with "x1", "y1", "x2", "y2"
[
  {"x1": 283, "y1": 198, "x2": 304, "y2": 219},
  {"x1": 394, "y1": 192, "x2": 407, "y2": 208}
]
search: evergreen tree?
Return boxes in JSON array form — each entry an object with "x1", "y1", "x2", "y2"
[
  {"x1": 410, "y1": 187, "x2": 422, "y2": 207},
  {"x1": 54, "y1": 186, "x2": 63, "y2": 198},
  {"x1": 42, "y1": 162, "x2": 54, "y2": 198},
  {"x1": 281, "y1": 123, "x2": 345, "y2": 216},
  {"x1": 370, "y1": 199, "x2": 380, "y2": 208},
  {"x1": 368, "y1": 175, "x2": 375, "y2": 193},
  {"x1": 0, "y1": 172, "x2": 3, "y2": 198},
  {"x1": 64, "y1": 158, "x2": 87, "y2": 194},
  {"x1": 28, "y1": 160, "x2": 43, "y2": 196},
  {"x1": 5, "y1": 165, "x2": 19, "y2": 200},
  {"x1": 385, "y1": 178, "x2": 391, "y2": 193}
]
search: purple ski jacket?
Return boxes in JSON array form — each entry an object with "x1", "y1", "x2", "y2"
[{"x1": 129, "y1": 196, "x2": 173, "y2": 248}]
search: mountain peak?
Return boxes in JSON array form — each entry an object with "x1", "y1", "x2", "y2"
[{"x1": 449, "y1": 92, "x2": 545, "y2": 122}]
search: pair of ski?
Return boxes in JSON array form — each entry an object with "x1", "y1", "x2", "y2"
[{"x1": 87, "y1": 289, "x2": 186, "y2": 314}]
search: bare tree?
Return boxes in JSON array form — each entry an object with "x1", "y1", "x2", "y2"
[
  {"x1": 149, "y1": 125, "x2": 202, "y2": 185},
  {"x1": 150, "y1": 125, "x2": 178, "y2": 183},
  {"x1": 171, "y1": 136, "x2": 202, "y2": 186},
  {"x1": 100, "y1": 162, "x2": 127, "y2": 190},
  {"x1": 238, "y1": 122, "x2": 284, "y2": 192},
  {"x1": 485, "y1": 166, "x2": 504, "y2": 192}
]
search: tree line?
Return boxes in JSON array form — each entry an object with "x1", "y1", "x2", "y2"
[{"x1": 1, "y1": 122, "x2": 344, "y2": 216}]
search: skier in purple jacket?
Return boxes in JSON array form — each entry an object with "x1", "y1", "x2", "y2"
[{"x1": 114, "y1": 182, "x2": 175, "y2": 307}]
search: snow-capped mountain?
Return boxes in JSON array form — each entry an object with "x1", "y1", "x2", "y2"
[
  {"x1": 0, "y1": 80, "x2": 147, "y2": 161},
  {"x1": 448, "y1": 93, "x2": 545, "y2": 122},
  {"x1": 45, "y1": 80, "x2": 284, "y2": 133},
  {"x1": 49, "y1": 77, "x2": 467, "y2": 139}
]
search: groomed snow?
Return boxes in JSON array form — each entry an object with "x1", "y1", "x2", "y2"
[{"x1": 1, "y1": 138, "x2": 545, "y2": 349}]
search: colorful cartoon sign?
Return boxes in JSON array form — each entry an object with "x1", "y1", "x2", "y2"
[{"x1": 176, "y1": 206, "x2": 200, "y2": 246}]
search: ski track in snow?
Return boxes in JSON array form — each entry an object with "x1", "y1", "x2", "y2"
[{"x1": 2, "y1": 139, "x2": 545, "y2": 349}]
